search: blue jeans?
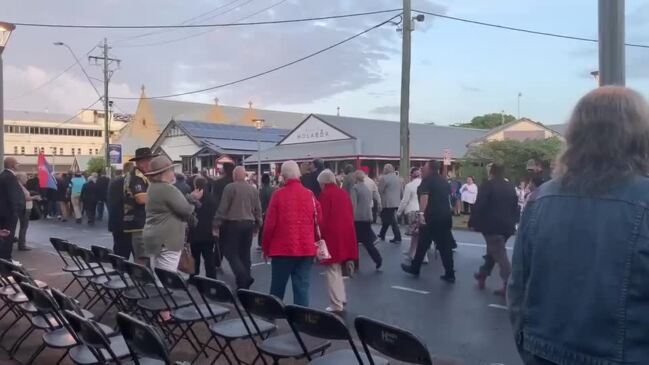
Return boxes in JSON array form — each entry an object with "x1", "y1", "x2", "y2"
[{"x1": 270, "y1": 256, "x2": 313, "y2": 306}]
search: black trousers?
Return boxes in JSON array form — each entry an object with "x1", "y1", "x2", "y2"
[
  {"x1": 412, "y1": 222, "x2": 454, "y2": 275},
  {"x1": 0, "y1": 213, "x2": 19, "y2": 260},
  {"x1": 85, "y1": 201, "x2": 97, "y2": 223},
  {"x1": 112, "y1": 231, "x2": 132, "y2": 260},
  {"x1": 372, "y1": 202, "x2": 378, "y2": 224},
  {"x1": 190, "y1": 239, "x2": 216, "y2": 278},
  {"x1": 354, "y1": 221, "x2": 382, "y2": 266},
  {"x1": 379, "y1": 207, "x2": 401, "y2": 241},
  {"x1": 221, "y1": 220, "x2": 254, "y2": 289}
]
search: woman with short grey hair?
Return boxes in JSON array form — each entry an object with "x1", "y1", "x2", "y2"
[
  {"x1": 281, "y1": 160, "x2": 301, "y2": 180},
  {"x1": 351, "y1": 170, "x2": 383, "y2": 270},
  {"x1": 509, "y1": 86, "x2": 649, "y2": 365}
]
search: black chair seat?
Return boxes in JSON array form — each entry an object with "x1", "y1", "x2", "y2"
[
  {"x1": 210, "y1": 316, "x2": 275, "y2": 340},
  {"x1": 62, "y1": 263, "x2": 99, "y2": 272},
  {"x1": 43, "y1": 322, "x2": 114, "y2": 348},
  {"x1": 259, "y1": 333, "x2": 331, "y2": 359},
  {"x1": 309, "y1": 349, "x2": 388, "y2": 365},
  {"x1": 69, "y1": 335, "x2": 130, "y2": 365},
  {"x1": 123, "y1": 286, "x2": 162, "y2": 301},
  {"x1": 137, "y1": 293, "x2": 191, "y2": 312},
  {"x1": 34, "y1": 280, "x2": 48, "y2": 289},
  {"x1": 20, "y1": 302, "x2": 39, "y2": 313},
  {"x1": 103, "y1": 277, "x2": 130, "y2": 290},
  {"x1": 0, "y1": 286, "x2": 16, "y2": 296},
  {"x1": 7, "y1": 292, "x2": 28, "y2": 303},
  {"x1": 90, "y1": 274, "x2": 120, "y2": 286},
  {"x1": 31, "y1": 314, "x2": 63, "y2": 329},
  {"x1": 172, "y1": 303, "x2": 229, "y2": 322},
  {"x1": 72, "y1": 269, "x2": 97, "y2": 278}
]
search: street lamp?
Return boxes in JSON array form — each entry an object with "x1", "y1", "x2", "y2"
[
  {"x1": 253, "y1": 118, "x2": 265, "y2": 188},
  {"x1": 590, "y1": 70, "x2": 600, "y2": 85},
  {"x1": 0, "y1": 21, "x2": 16, "y2": 165}
]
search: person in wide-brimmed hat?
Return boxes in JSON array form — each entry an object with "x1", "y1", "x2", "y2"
[
  {"x1": 123, "y1": 147, "x2": 159, "y2": 264},
  {"x1": 143, "y1": 156, "x2": 201, "y2": 271}
]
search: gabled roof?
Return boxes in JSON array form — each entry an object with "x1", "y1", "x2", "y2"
[
  {"x1": 546, "y1": 124, "x2": 567, "y2": 135},
  {"x1": 466, "y1": 118, "x2": 561, "y2": 145}
]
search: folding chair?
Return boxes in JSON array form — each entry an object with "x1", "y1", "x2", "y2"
[
  {"x1": 117, "y1": 312, "x2": 173, "y2": 365},
  {"x1": 193, "y1": 276, "x2": 276, "y2": 365},
  {"x1": 154, "y1": 268, "x2": 229, "y2": 355},
  {"x1": 90, "y1": 246, "x2": 132, "y2": 320},
  {"x1": 284, "y1": 305, "x2": 387, "y2": 365},
  {"x1": 355, "y1": 316, "x2": 433, "y2": 365},
  {"x1": 237, "y1": 289, "x2": 331, "y2": 365},
  {"x1": 65, "y1": 244, "x2": 106, "y2": 306},
  {"x1": 63, "y1": 309, "x2": 131, "y2": 364},
  {"x1": 49, "y1": 237, "x2": 97, "y2": 296},
  {"x1": 121, "y1": 262, "x2": 196, "y2": 351}
]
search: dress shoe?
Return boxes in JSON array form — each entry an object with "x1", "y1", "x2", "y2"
[
  {"x1": 474, "y1": 272, "x2": 486, "y2": 290},
  {"x1": 389, "y1": 239, "x2": 402, "y2": 244},
  {"x1": 440, "y1": 274, "x2": 456, "y2": 283},
  {"x1": 401, "y1": 263, "x2": 420, "y2": 277},
  {"x1": 375, "y1": 259, "x2": 383, "y2": 271}
]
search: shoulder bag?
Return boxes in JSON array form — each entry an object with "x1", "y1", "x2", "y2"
[{"x1": 312, "y1": 197, "x2": 331, "y2": 261}]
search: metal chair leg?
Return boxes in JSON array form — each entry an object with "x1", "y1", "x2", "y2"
[{"x1": 26, "y1": 342, "x2": 46, "y2": 365}]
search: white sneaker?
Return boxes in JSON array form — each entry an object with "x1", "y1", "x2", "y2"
[
  {"x1": 325, "y1": 306, "x2": 344, "y2": 313},
  {"x1": 11, "y1": 260, "x2": 22, "y2": 266}
]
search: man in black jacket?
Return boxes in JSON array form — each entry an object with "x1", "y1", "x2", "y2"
[
  {"x1": 300, "y1": 158, "x2": 324, "y2": 197},
  {"x1": 95, "y1": 171, "x2": 110, "y2": 221},
  {"x1": 0, "y1": 157, "x2": 25, "y2": 260},
  {"x1": 469, "y1": 163, "x2": 519, "y2": 296},
  {"x1": 402, "y1": 160, "x2": 456, "y2": 282},
  {"x1": 107, "y1": 164, "x2": 132, "y2": 259}
]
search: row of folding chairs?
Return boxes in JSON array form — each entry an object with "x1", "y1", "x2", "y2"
[{"x1": 43, "y1": 237, "x2": 435, "y2": 364}]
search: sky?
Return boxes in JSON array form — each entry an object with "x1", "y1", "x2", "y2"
[{"x1": 3, "y1": 0, "x2": 649, "y2": 126}]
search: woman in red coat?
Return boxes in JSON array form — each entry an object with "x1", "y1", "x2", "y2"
[
  {"x1": 317, "y1": 169, "x2": 358, "y2": 312},
  {"x1": 262, "y1": 161, "x2": 320, "y2": 307}
]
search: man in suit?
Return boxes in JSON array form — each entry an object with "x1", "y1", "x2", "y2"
[
  {"x1": 108, "y1": 163, "x2": 132, "y2": 259},
  {"x1": 378, "y1": 163, "x2": 402, "y2": 243},
  {"x1": 0, "y1": 157, "x2": 26, "y2": 260}
]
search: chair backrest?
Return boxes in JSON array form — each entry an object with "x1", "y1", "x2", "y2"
[
  {"x1": 117, "y1": 312, "x2": 170, "y2": 364},
  {"x1": 11, "y1": 270, "x2": 35, "y2": 287},
  {"x1": 0, "y1": 259, "x2": 26, "y2": 289},
  {"x1": 51, "y1": 288, "x2": 86, "y2": 317},
  {"x1": 354, "y1": 316, "x2": 433, "y2": 365},
  {"x1": 91, "y1": 245, "x2": 113, "y2": 265},
  {"x1": 237, "y1": 289, "x2": 286, "y2": 321},
  {"x1": 122, "y1": 261, "x2": 157, "y2": 287},
  {"x1": 19, "y1": 283, "x2": 62, "y2": 329},
  {"x1": 63, "y1": 310, "x2": 117, "y2": 362},
  {"x1": 154, "y1": 268, "x2": 187, "y2": 292},
  {"x1": 49, "y1": 237, "x2": 72, "y2": 264},
  {"x1": 193, "y1": 276, "x2": 236, "y2": 304},
  {"x1": 285, "y1": 305, "x2": 353, "y2": 341}
]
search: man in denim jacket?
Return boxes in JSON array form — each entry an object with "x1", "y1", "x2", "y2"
[{"x1": 509, "y1": 86, "x2": 649, "y2": 365}]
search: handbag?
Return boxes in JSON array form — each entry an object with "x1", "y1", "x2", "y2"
[
  {"x1": 177, "y1": 244, "x2": 195, "y2": 274},
  {"x1": 312, "y1": 197, "x2": 331, "y2": 262}
]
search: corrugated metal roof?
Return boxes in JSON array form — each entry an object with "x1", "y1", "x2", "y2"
[
  {"x1": 546, "y1": 124, "x2": 567, "y2": 135},
  {"x1": 5, "y1": 110, "x2": 82, "y2": 123},
  {"x1": 200, "y1": 139, "x2": 277, "y2": 152},
  {"x1": 245, "y1": 139, "x2": 359, "y2": 163},
  {"x1": 178, "y1": 121, "x2": 287, "y2": 143}
]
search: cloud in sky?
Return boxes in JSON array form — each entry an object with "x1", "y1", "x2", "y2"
[{"x1": 370, "y1": 105, "x2": 400, "y2": 115}]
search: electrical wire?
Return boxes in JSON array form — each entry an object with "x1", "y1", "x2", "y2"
[
  {"x1": 11, "y1": 9, "x2": 402, "y2": 29},
  {"x1": 112, "y1": 13, "x2": 402, "y2": 100},
  {"x1": 413, "y1": 9, "x2": 649, "y2": 49},
  {"x1": 8, "y1": 46, "x2": 98, "y2": 100},
  {"x1": 114, "y1": 0, "x2": 249, "y2": 45},
  {"x1": 119, "y1": 0, "x2": 290, "y2": 48}
]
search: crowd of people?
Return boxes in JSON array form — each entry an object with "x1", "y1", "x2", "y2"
[{"x1": 2, "y1": 86, "x2": 649, "y2": 364}]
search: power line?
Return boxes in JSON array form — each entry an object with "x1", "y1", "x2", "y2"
[
  {"x1": 8, "y1": 46, "x2": 98, "y2": 100},
  {"x1": 120, "y1": 0, "x2": 289, "y2": 48},
  {"x1": 12, "y1": 9, "x2": 402, "y2": 29},
  {"x1": 413, "y1": 9, "x2": 649, "y2": 49},
  {"x1": 114, "y1": 0, "x2": 249, "y2": 45},
  {"x1": 112, "y1": 13, "x2": 402, "y2": 100}
]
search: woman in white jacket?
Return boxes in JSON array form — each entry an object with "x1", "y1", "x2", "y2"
[
  {"x1": 397, "y1": 167, "x2": 427, "y2": 263},
  {"x1": 461, "y1": 176, "x2": 478, "y2": 214}
]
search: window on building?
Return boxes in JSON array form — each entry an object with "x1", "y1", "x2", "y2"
[
  {"x1": 52, "y1": 147, "x2": 57, "y2": 155},
  {"x1": 13, "y1": 146, "x2": 17, "y2": 154},
  {"x1": 60, "y1": 148, "x2": 64, "y2": 155},
  {"x1": 33, "y1": 147, "x2": 38, "y2": 154},
  {"x1": 142, "y1": 118, "x2": 146, "y2": 126},
  {"x1": 95, "y1": 149, "x2": 99, "y2": 155},
  {"x1": 89, "y1": 149, "x2": 93, "y2": 155},
  {"x1": 20, "y1": 147, "x2": 25, "y2": 155},
  {"x1": 40, "y1": 147, "x2": 45, "y2": 153},
  {"x1": 77, "y1": 148, "x2": 81, "y2": 155}
]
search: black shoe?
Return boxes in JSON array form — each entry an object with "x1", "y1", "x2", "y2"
[
  {"x1": 375, "y1": 259, "x2": 383, "y2": 271},
  {"x1": 18, "y1": 246, "x2": 32, "y2": 252},
  {"x1": 76, "y1": 219, "x2": 82, "y2": 224},
  {"x1": 401, "y1": 263, "x2": 419, "y2": 277},
  {"x1": 378, "y1": 235, "x2": 386, "y2": 241},
  {"x1": 440, "y1": 274, "x2": 456, "y2": 283},
  {"x1": 390, "y1": 239, "x2": 402, "y2": 244}
]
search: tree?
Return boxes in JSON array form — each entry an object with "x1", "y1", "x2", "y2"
[
  {"x1": 86, "y1": 157, "x2": 106, "y2": 174},
  {"x1": 455, "y1": 113, "x2": 516, "y2": 129},
  {"x1": 464, "y1": 137, "x2": 563, "y2": 183}
]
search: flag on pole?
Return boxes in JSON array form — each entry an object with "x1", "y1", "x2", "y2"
[{"x1": 37, "y1": 152, "x2": 57, "y2": 189}]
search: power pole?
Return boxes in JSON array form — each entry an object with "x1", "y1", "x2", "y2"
[
  {"x1": 399, "y1": 0, "x2": 412, "y2": 182},
  {"x1": 598, "y1": 0, "x2": 625, "y2": 86},
  {"x1": 89, "y1": 38, "x2": 120, "y2": 177}
]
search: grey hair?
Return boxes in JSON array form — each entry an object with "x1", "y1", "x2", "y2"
[
  {"x1": 354, "y1": 170, "x2": 366, "y2": 183},
  {"x1": 317, "y1": 169, "x2": 336, "y2": 185},
  {"x1": 555, "y1": 86, "x2": 649, "y2": 194},
  {"x1": 383, "y1": 163, "x2": 395, "y2": 174},
  {"x1": 281, "y1": 160, "x2": 301, "y2": 180}
]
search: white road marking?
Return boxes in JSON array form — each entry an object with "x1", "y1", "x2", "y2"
[
  {"x1": 488, "y1": 304, "x2": 508, "y2": 310},
  {"x1": 456, "y1": 242, "x2": 513, "y2": 251},
  {"x1": 251, "y1": 262, "x2": 268, "y2": 267},
  {"x1": 391, "y1": 285, "x2": 430, "y2": 295}
]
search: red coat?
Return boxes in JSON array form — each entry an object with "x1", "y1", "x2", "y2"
[
  {"x1": 262, "y1": 179, "x2": 321, "y2": 257},
  {"x1": 317, "y1": 184, "x2": 359, "y2": 265}
]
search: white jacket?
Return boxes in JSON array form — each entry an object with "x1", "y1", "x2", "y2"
[{"x1": 397, "y1": 177, "x2": 421, "y2": 216}]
